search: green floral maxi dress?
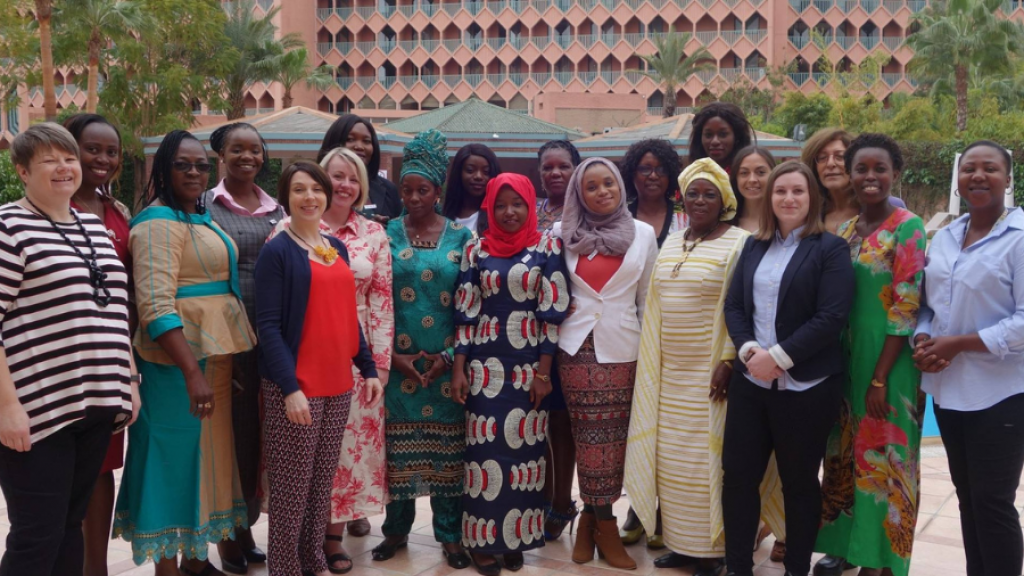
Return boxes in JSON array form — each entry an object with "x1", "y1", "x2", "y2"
[
  {"x1": 815, "y1": 209, "x2": 926, "y2": 576},
  {"x1": 384, "y1": 218, "x2": 474, "y2": 500}
]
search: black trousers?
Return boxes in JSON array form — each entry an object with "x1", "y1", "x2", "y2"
[
  {"x1": 935, "y1": 392, "x2": 1024, "y2": 576},
  {"x1": 232, "y1": 348, "x2": 263, "y2": 526},
  {"x1": 722, "y1": 372, "x2": 842, "y2": 576},
  {"x1": 0, "y1": 410, "x2": 114, "y2": 576}
]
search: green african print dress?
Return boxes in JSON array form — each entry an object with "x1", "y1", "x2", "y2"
[
  {"x1": 815, "y1": 208, "x2": 926, "y2": 576},
  {"x1": 384, "y1": 217, "x2": 473, "y2": 501}
]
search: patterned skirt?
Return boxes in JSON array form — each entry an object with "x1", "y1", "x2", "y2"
[{"x1": 558, "y1": 333, "x2": 636, "y2": 507}]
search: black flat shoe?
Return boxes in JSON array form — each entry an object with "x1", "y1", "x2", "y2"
[
  {"x1": 241, "y1": 544, "x2": 266, "y2": 564},
  {"x1": 654, "y1": 551, "x2": 699, "y2": 569},
  {"x1": 471, "y1": 553, "x2": 502, "y2": 576},
  {"x1": 693, "y1": 559, "x2": 726, "y2": 576},
  {"x1": 372, "y1": 537, "x2": 409, "y2": 561},
  {"x1": 503, "y1": 552, "x2": 524, "y2": 571},
  {"x1": 443, "y1": 547, "x2": 472, "y2": 569},
  {"x1": 813, "y1": 555, "x2": 857, "y2": 576},
  {"x1": 219, "y1": 555, "x2": 247, "y2": 575},
  {"x1": 181, "y1": 563, "x2": 224, "y2": 576}
]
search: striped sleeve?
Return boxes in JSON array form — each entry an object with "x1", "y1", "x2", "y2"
[
  {"x1": 0, "y1": 218, "x2": 24, "y2": 346},
  {"x1": 130, "y1": 216, "x2": 186, "y2": 341}
]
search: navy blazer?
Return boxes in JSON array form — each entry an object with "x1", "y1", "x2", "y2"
[
  {"x1": 724, "y1": 231, "x2": 854, "y2": 382},
  {"x1": 255, "y1": 233, "x2": 378, "y2": 396}
]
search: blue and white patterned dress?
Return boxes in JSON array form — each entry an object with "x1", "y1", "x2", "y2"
[{"x1": 454, "y1": 234, "x2": 570, "y2": 554}]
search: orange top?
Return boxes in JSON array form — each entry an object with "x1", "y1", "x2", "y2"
[
  {"x1": 575, "y1": 253, "x2": 623, "y2": 293},
  {"x1": 295, "y1": 259, "x2": 359, "y2": 397}
]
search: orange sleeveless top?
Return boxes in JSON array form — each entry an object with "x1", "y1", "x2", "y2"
[{"x1": 295, "y1": 259, "x2": 359, "y2": 397}]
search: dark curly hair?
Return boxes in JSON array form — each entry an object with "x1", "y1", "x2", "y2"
[
  {"x1": 844, "y1": 133, "x2": 904, "y2": 174},
  {"x1": 689, "y1": 102, "x2": 754, "y2": 168},
  {"x1": 209, "y1": 122, "x2": 270, "y2": 179},
  {"x1": 442, "y1": 143, "x2": 502, "y2": 221},
  {"x1": 620, "y1": 138, "x2": 683, "y2": 206},
  {"x1": 146, "y1": 130, "x2": 207, "y2": 216},
  {"x1": 537, "y1": 140, "x2": 581, "y2": 166},
  {"x1": 961, "y1": 140, "x2": 1012, "y2": 172}
]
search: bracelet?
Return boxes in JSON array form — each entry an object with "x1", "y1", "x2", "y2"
[
  {"x1": 440, "y1": 349, "x2": 454, "y2": 368},
  {"x1": 870, "y1": 378, "x2": 887, "y2": 388}
]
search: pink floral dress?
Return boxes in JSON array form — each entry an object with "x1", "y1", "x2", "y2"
[{"x1": 269, "y1": 212, "x2": 395, "y2": 521}]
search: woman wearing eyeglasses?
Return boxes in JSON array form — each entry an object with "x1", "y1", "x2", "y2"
[
  {"x1": 622, "y1": 138, "x2": 686, "y2": 249},
  {"x1": 0, "y1": 123, "x2": 137, "y2": 576},
  {"x1": 114, "y1": 130, "x2": 256, "y2": 576}
]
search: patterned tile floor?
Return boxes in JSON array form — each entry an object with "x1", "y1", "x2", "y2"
[{"x1": 0, "y1": 441, "x2": 1004, "y2": 576}]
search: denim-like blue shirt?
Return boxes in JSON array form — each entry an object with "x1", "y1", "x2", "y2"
[{"x1": 917, "y1": 207, "x2": 1024, "y2": 411}]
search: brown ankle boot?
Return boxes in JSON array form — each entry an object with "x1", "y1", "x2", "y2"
[
  {"x1": 594, "y1": 517, "x2": 637, "y2": 570},
  {"x1": 572, "y1": 511, "x2": 596, "y2": 564}
]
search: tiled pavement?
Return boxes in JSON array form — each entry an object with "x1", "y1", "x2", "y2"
[{"x1": 0, "y1": 441, "x2": 1001, "y2": 576}]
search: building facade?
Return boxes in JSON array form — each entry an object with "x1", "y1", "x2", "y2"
[{"x1": 11, "y1": 0, "x2": 1024, "y2": 139}]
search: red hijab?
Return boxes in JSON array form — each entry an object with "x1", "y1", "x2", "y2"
[{"x1": 480, "y1": 173, "x2": 541, "y2": 258}]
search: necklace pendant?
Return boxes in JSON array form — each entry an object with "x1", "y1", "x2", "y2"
[{"x1": 313, "y1": 244, "x2": 339, "y2": 264}]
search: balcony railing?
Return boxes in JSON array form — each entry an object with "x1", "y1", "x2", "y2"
[
  {"x1": 508, "y1": 72, "x2": 528, "y2": 86},
  {"x1": 625, "y1": 70, "x2": 646, "y2": 84},
  {"x1": 600, "y1": 70, "x2": 622, "y2": 84},
  {"x1": 486, "y1": 73, "x2": 506, "y2": 86},
  {"x1": 861, "y1": 0, "x2": 880, "y2": 11},
  {"x1": 882, "y1": 72, "x2": 903, "y2": 86},
  {"x1": 696, "y1": 69, "x2": 717, "y2": 83},
  {"x1": 720, "y1": 68, "x2": 741, "y2": 81},
  {"x1": 442, "y1": 38, "x2": 462, "y2": 52},
  {"x1": 554, "y1": 71, "x2": 575, "y2": 85},
  {"x1": 356, "y1": 41, "x2": 377, "y2": 53},
  {"x1": 578, "y1": 71, "x2": 597, "y2": 84},
  {"x1": 623, "y1": 33, "x2": 646, "y2": 47},
  {"x1": 835, "y1": 35, "x2": 856, "y2": 49},
  {"x1": 812, "y1": 71, "x2": 832, "y2": 86},
  {"x1": 789, "y1": 72, "x2": 810, "y2": 85},
  {"x1": 813, "y1": 0, "x2": 833, "y2": 10},
  {"x1": 745, "y1": 29, "x2": 767, "y2": 44},
  {"x1": 883, "y1": 0, "x2": 902, "y2": 10},
  {"x1": 647, "y1": 107, "x2": 664, "y2": 117},
  {"x1": 400, "y1": 76, "x2": 417, "y2": 88},
  {"x1": 531, "y1": 72, "x2": 552, "y2": 85},
  {"x1": 464, "y1": 73, "x2": 483, "y2": 87},
  {"x1": 908, "y1": 0, "x2": 926, "y2": 10},
  {"x1": 789, "y1": 34, "x2": 809, "y2": 48},
  {"x1": 443, "y1": 74, "x2": 463, "y2": 86},
  {"x1": 790, "y1": 0, "x2": 811, "y2": 10},
  {"x1": 859, "y1": 35, "x2": 880, "y2": 49},
  {"x1": 258, "y1": 107, "x2": 274, "y2": 114},
  {"x1": 421, "y1": 74, "x2": 440, "y2": 87},
  {"x1": 336, "y1": 77, "x2": 354, "y2": 89},
  {"x1": 355, "y1": 5, "x2": 376, "y2": 18},
  {"x1": 695, "y1": 31, "x2": 718, "y2": 45},
  {"x1": 745, "y1": 66, "x2": 766, "y2": 80},
  {"x1": 882, "y1": 36, "x2": 903, "y2": 50},
  {"x1": 721, "y1": 30, "x2": 743, "y2": 45},
  {"x1": 486, "y1": 37, "x2": 506, "y2": 49}
]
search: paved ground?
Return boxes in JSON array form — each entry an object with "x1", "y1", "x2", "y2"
[{"x1": 0, "y1": 442, "x2": 995, "y2": 576}]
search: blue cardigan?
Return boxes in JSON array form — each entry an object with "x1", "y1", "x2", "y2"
[{"x1": 255, "y1": 233, "x2": 378, "y2": 396}]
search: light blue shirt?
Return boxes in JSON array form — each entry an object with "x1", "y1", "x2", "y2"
[
  {"x1": 743, "y1": 226, "x2": 827, "y2": 392},
  {"x1": 917, "y1": 207, "x2": 1024, "y2": 411}
]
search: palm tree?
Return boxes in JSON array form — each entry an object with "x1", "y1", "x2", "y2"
[
  {"x1": 908, "y1": 0, "x2": 1024, "y2": 131},
  {"x1": 32, "y1": 0, "x2": 56, "y2": 120},
  {"x1": 257, "y1": 47, "x2": 334, "y2": 109},
  {"x1": 56, "y1": 0, "x2": 145, "y2": 112},
  {"x1": 635, "y1": 32, "x2": 714, "y2": 117},
  {"x1": 220, "y1": 0, "x2": 302, "y2": 119}
]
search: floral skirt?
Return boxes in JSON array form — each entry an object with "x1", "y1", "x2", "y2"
[{"x1": 558, "y1": 333, "x2": 636, "y2": 507}]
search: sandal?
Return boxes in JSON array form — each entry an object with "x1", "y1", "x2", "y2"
[
  {"x1": 324, "y1": 534, "x2": 353, "y2": 574},
  {"x1": 471, "y1": 552, "x2": 501, "y2": 576},
  {"x1": 180, "y1": 562, "x2": 224, "y2": 576},
  {"x1": 543, "y1": 500, "x2": 579, "y2": 540},
  {"x1": 504, "y1": 551, "x2": 525, "y2": 571}
]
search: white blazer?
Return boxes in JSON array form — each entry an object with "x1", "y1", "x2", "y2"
[{"x1": 553, "y1": 219, "x2": 659, "y2": 362}]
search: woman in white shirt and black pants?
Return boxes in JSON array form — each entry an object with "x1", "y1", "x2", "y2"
[
  {"x1": 722, "y1": 162, "x2": 854, "y2": 576},
  {"x1": 914, "y1": 140, "x2": 1024, "y2": 576},
  {"x1": 554, "y1": 157, "x2": 658, "y2": 570}
]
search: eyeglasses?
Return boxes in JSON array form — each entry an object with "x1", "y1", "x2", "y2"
[
  {"x1": 172, "y1": 161, "x2": 214, "y2": 174},
  {"x1": 815, "y1": 152, "x2": 845, "y2": 165},
  {"x1": 637, "y1": 166, "x2": 668, "y2": 178},
  {"x1": 684, "y1": 191, "x2": 721, "y2": 202}
]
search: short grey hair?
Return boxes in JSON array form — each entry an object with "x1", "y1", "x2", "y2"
[{"x1": 11, "y1": 122, "x2": 80, "y2": 168}]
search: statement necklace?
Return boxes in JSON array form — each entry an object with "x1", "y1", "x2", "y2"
[
  {"x1": 26, "y1": 198, "x2": 111, "y2": 306},
  {"x1": 671, "y1": 225, "x2": 718, "y2": 279},
  {"x1": 290, "y1": 229, "x2": 338, "y2": 264}
]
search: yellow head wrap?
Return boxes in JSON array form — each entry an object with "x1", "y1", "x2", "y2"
[{"x1": 677, "y1": 157, "x2": 737, "y2": 222}]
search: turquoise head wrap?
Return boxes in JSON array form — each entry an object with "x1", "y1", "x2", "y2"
[{"x1": 400, "y1": 129, "x2": 448, "y2": 187}]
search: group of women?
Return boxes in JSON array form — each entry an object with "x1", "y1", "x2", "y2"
[{"x1": 0, "y1": 101, "x2": 1021, "y2": 576}]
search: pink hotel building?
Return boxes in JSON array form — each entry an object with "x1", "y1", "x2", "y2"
[{"x1": 3, "y1": 0, "x2": 1024, "y2": 139}]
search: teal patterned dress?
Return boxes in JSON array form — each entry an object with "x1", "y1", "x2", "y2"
[{"x1": 384, "y1": 217, "x2": 473, "y2": 501}]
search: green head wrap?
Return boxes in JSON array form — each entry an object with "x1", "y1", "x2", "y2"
[{"x1": 400, "y1": 129, "x2": 448, "y2": 187}]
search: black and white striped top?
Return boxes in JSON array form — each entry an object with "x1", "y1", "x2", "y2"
[{"x1": 0, "y1": 203, "x2": 132, "y2": 442}]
